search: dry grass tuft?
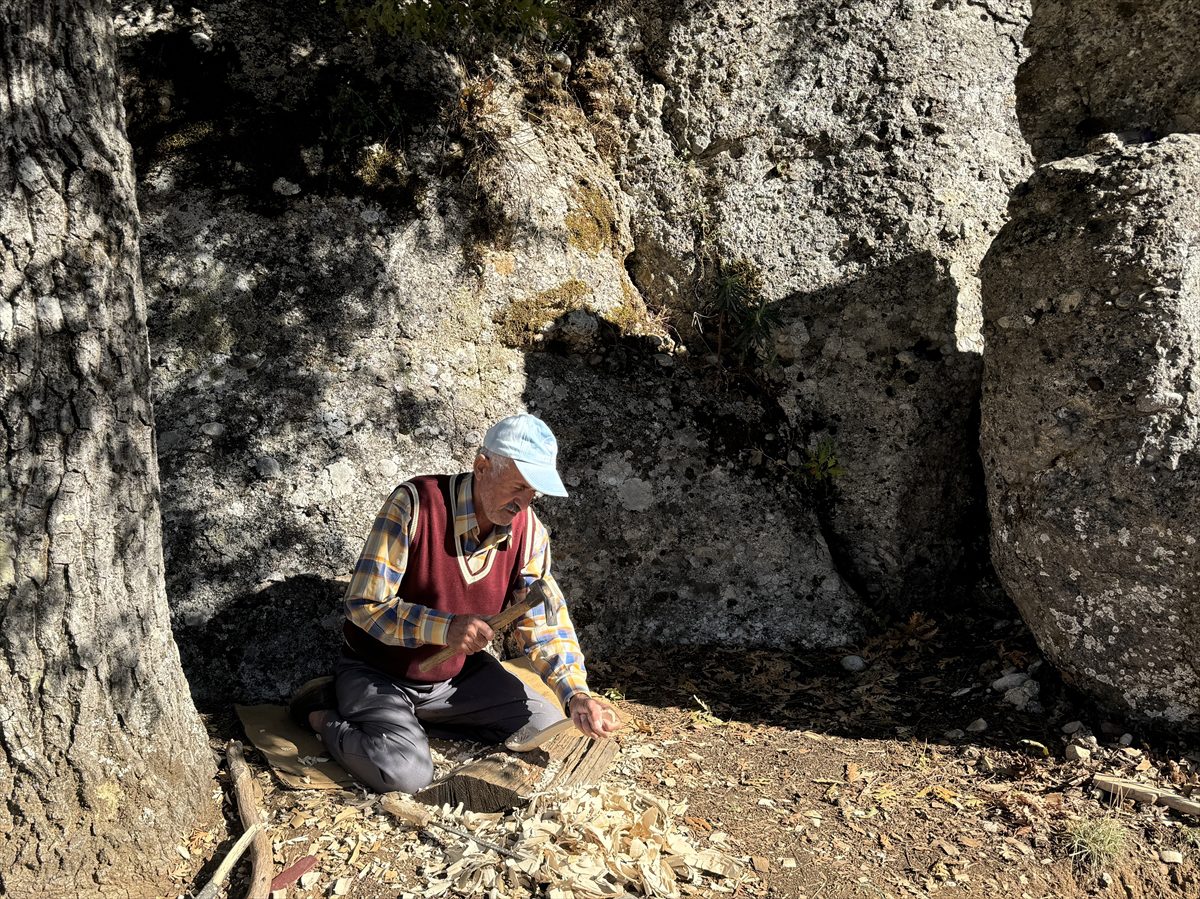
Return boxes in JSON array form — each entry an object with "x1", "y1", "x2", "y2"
[{"x1": 1064, "y1": 816, "x2": 1126, "y2": 870}]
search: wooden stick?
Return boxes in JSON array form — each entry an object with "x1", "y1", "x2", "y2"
[
  {"x1": 194, "y1": 822, "x2": 264, "y2": 899},
  {"x1": 1093, "y1": 774, "x2": 1200, "y2": 816},
  {"x1": 226, "y1": 740, "x2": 274, "y2": 899},
  {"x1": 418, "y1": 582, "x2": 549, "y2": 673},
  {"x1": 379, "y1": 793, "x2": 526, "y2": 859}
]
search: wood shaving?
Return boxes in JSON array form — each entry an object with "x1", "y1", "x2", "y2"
[{"x1": 409, "y1": 783, "x2": 744, "y2": 898}]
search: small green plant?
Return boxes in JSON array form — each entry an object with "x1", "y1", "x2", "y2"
[
  {"x1": 601, "y1": 686, "x2": 626, "y2": 702},
  {"x1": 334, "y1": 0, "x2": 573, "y2": 46},
  {"x1": 697, "y1": 258, "x2": 781, "y2": 369},
  {"x1": 1064, "y1": 817, "x2": 1126, "y2": 870},
  {"x1": 1185, "y1": 826, "x2": 1200, "y2": 850},
  {"x1": 689, "y1": 695, "x2": 725, "y2": 728},
  {"x1": 802, "y1": 438, "x2": 847, "y2": 482}
]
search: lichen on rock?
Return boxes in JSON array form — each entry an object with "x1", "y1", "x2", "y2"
[{"x1": 980, "y1": 134, "x2": 1200, "y2": 731}]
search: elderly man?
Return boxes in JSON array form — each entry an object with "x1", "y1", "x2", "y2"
[{"x1": 290, "y1": 414, "x2": 617, "y2": 794}]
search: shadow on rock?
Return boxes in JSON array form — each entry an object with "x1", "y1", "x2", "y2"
[
  {"x1": 1016, "y1": 0, "x2": 1200, "y2": 164},
  {"x1": 777, "y1": 250, "x2": 988, "y2": 615},
  {"x1": 117, "y1": 0, "x2": 458, "y2": 206},
  {"x1": 516, "y1": 319, "x2": 868, "y2": 675},
  {"x1": 178, "y1": 574, "x2": 346, "y2": 709}
]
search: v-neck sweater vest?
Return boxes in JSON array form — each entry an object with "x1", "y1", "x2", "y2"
[{"x1": 343, "y1": 473, "x2": 531, "y2": 682}]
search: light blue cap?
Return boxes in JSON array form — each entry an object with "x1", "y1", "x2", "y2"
[{"x1": 483, "y1": 414, "x2": 568, "y2": 497}]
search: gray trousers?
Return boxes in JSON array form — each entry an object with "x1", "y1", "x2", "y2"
[{"x1": 320, "y1": 651, "x2": 564, "y2": 794}]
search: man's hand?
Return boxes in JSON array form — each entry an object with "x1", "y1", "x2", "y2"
[
  {"x1": 445, "y1": 614, "x2": 494, "y2": 656},
  {"x1": 568, "y1": 693, "x2": 620, "y2": 740}
]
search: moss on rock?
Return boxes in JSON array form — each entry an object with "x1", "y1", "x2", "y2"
[
  {"x1": 565, "y1": 183, "x2": 616, "y2": 254},
  {"x1": 496, "y1": 279, "x2": 593, "y2": 346}
]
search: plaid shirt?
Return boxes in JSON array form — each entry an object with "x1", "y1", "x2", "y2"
[{"x1": 344, "y1": 473, "x2": 589, "y2": 708}]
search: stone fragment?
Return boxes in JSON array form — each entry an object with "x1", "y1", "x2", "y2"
[
  {"x1": 617, "y1": 478, "x2": 654, "y2": 513},
  {"x1": 326, "y1": 459, "x2": 357, "y2": 498},
  {"x1": 1160, "y1": 850, "x2": 1184, "y2": 865},
  {"x1": 965, "y1": 718, "x2": 988, "y2": 734},
  {"x1": 1065, "y1": 744, "x2": 1091, "y2": 762},
  {"x1": 840, "y1": 655, "x2": 867, "y2": 673},
  {"x1": 991, "y1": 672, "x2": 1029, "y2": 692},
  {"x1": 256, "y1": 456, "x2": 282, "y2": 479},
  {"x1": 1002, "y1": 680, "x2": 1040, "y2": 710},
  {"x1": 549, "y1": 310, "x2": 600, "y2": 350},
  {"x1": 1061, "y1": 720, "x2": 1084, "y2": 735}
]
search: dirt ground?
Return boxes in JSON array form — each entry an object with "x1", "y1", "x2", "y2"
[{"x1": 173, "y1": 592, "x2": 1200, "y2": 899}]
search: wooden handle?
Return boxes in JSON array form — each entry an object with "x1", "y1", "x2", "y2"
[
  {"x1": 504, "y1": 716, "x2": 581, "y2": 752},
  {"x1": 417, "y1": 581, "x2": 549, "y2": 673}
]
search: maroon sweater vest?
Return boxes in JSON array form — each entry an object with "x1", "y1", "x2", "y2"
[{"x1": 343, "y1": 473, "x2": 531, "y2": 682}]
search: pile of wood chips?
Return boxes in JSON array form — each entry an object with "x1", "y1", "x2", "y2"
[{"x1": 412, "y1": 783, "x2": 745, "y2": 899}]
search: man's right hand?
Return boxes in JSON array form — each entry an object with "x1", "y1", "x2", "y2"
[{"x1": 445, "y1": 614, "x2": 495, "y2": 656}]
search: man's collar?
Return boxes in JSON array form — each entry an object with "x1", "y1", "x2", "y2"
[{"x1": 454, "y1": 472, "x2": 513, "y2": 545}]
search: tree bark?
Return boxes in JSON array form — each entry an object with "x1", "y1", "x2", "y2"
[{"x1": 0, "y1": 2, "x2": 218, "y2": 896}]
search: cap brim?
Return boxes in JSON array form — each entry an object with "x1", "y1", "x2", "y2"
[{"x1": 513, "y1": 459, "x2": 569, "y2": 497}]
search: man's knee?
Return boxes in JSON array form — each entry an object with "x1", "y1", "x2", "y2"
[{"x1": 366, "y1": 743, "x2": 435, "y2": 795}]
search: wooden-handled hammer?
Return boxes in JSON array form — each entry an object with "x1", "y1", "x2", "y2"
[{"x1": 417, "y1": 578, "x2": 557, "y2": 673}]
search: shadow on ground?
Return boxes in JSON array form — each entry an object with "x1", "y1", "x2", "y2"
[{"x1": 586, "y1": 579, "x2": 1195, "y2": 760}]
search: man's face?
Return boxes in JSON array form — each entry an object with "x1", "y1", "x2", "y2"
[{"x1": 473, "y1": 454, "x2": 538, "y2": 529}]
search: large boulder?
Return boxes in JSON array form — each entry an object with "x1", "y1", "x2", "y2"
[
  {"x1": 980, "y1": 135, "x2": 1200, "y2": 731},
  {"x1": 589, "y1": 0, "x2": 1032, "y2": 608}
]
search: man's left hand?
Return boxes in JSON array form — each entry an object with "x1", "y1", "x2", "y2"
[{"x1": 568, "y1": 694, "x2": 620, "y2": 740}]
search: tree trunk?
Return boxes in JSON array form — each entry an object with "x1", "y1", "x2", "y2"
[{"x1": 0, "y1": 2, "x2": 218, "y2": 896}]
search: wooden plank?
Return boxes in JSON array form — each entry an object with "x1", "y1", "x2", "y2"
[
  {"x1": 549, "y1": 731, "x2": 621, "y2": 791},
  {"x1": 1158, "y1": 793, "x2": 1200, "y2": 817},
  {"x1": 1093, "y1": 774, "x2": 1200, "y2": 817},
  {"x1": 1093, "y1": 774, "x2": 1161, "y2": 804}
]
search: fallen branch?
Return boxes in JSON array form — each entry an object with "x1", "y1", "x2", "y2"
[
  {"x1": 194, "y1": 822, "x2": 264, "y2": 899},
  {"x1": 227, "y1": 740, "x2": 274, "y2": 899},
  {"x1": 1093, "y1": 774, "x2": 1200, "y2": 817}
]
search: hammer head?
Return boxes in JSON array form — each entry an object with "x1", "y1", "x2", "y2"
[{"x1": 524, "y1": 576, "x2": 564, "y2": 627}]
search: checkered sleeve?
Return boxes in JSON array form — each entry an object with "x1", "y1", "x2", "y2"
[
  {"x1": 513, "y1": 511, "x2": 590, "y2": 709},
  {"x1": 343, "y1": 483, "x2": 454, "y2": 647}
]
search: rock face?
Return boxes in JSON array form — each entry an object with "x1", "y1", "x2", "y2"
[
  {"x1": 592, "y1": 0, "x2": 1032, "y2": 607},
  {"x1": 1017, "y1": 2, "x2": 1200, "y2": 163},
  {"x1": 121, "y1": 1, "x2": 864, "y2": 703},
  {"x1": 980, "y1": 135, "x2": 1200, "y2": 731},
  {"x1": 524, "y1": 353, "x2": 861, "y2": 652}
]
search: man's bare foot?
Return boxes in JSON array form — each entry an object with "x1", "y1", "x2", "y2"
[
  {"x1": 308, "y1": 709, "x2": 330, "y2": 732},
  {"x1": 288, "y1": 676, "x2": 336, "y2": 731}
]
